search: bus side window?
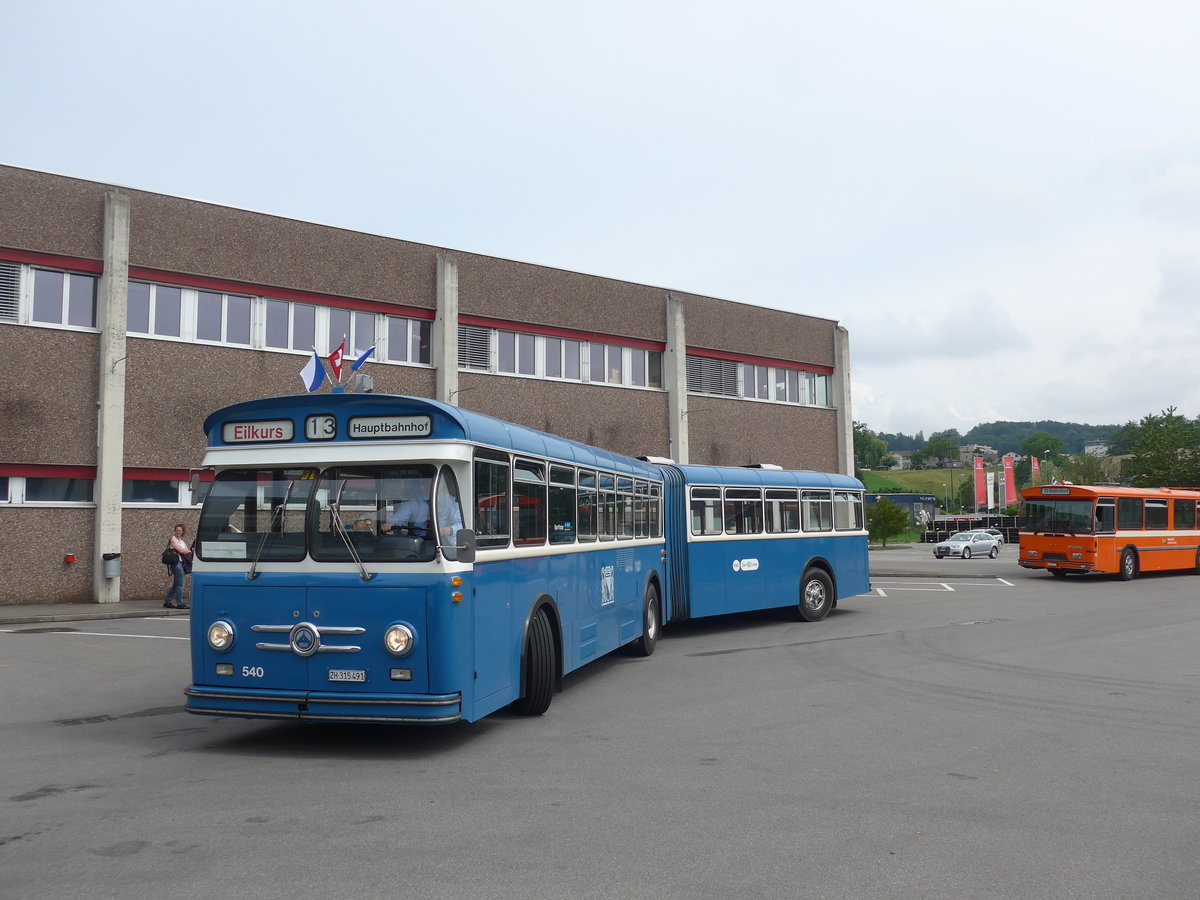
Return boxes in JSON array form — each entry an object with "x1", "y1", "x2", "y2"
[
  {"x1": 599, "y1": 474, "x2": 616, "y2": 541},
  {"x1": 1174, "y1": 499, "x2": 1196, "y2": 530},
  {"x1": 765, "y1": 489, "x2": 799, "y2": 533},
  {"x1": 802, "y1": 490, "x2": 833, "y2": 532},
  {"x1": 513, "y1": 459, "x2": 547, "y2": 546},
  {"x1": 578, "y1": 470, "x2": 597, "y2": 542},
  {"x1": 549, "y1": 465, "x2": 576, "y2": 545},
  {"x1": 690, "y1": 487, "x2": 722, "y2": 535},
  {"x1": 649, "y1": 483, "x2": 662, "y2": 538},
  {"x1": 724, "y1": 488, "x2": 763, "y2": 535},
  {"x1": 834, "y1": 491, "x2": 863, "y2": 530},
  {"x1": 617, "y1": 477, "x2": 635, "y2": 539},
  {"x1": 1117, "y1": 498, "x2": 1142, "y2": 531},
  {"x1": 474, "y1": 450, "x2": 511, "y2": 548}
]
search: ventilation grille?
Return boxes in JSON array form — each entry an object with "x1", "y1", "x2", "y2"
[
  {"x1": 0, "y1": 262, "x2": 18, "y2": 321},
  {"x1": 686, "y1": 356, "x2": 738, "y2": 396},
  {"x1": 458, "y1": 324, "x2": 490, "y2": 370}
]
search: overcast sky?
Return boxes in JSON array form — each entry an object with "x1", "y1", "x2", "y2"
[{"x1": 5, "y1": 1, "x2": 1200, "y2": 438}]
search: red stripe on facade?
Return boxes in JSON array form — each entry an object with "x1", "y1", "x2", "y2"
[
  {"x1": 686, "y1": 347, "x2": 834, "y2": 374},
  {"x1": 127, "y1": 266, "x2": 435, "y2": 319},
  {"x1": 0, "y1": 248, "x2": 103, "y2": 273},
  {"x1": 458, "y1": 314, "x2": 666, "y2": 351}
]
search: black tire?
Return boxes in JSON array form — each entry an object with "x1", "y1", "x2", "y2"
[
  {"x1": 989, "y1": 546, "x2": 999, "y2": 559},
  {"x1": 512, "y1": 608, "x2": 555, "y2": 716},
  {"x1": 798, "y1": 568, "x2": 834, "y2": 622},
  {"x1": 627, "y1": 583, "x2": 660, "y2": 657},
  {"x1": 962, "y1": 546, "x2": 972, "y2": 559},
  {"x1": 1119, "y1": 548, "x2": 1138, "y2": 581}
]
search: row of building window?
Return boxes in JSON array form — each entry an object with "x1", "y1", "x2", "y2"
[
  {"x1": 3, "y1": 260, "x2": 834, "y2": 407},
  {"x1": 0, "y1": 476, "x2": 198, "y2": 506}
]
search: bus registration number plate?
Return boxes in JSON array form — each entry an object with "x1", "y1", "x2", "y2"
[{"x1": 328, "y1": 669, "x2": 366, "y2": 683}]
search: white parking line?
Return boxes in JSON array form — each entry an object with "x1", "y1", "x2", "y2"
[
  {"x1": 0, "y1": 629, "x2": 188, "y2": 640},
  {"x1": 873, "y1": 576, "x2": 1013, "y2": 597}
]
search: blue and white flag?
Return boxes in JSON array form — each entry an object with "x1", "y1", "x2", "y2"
[
  {"x1": 300, "y1": 349, "x2": 327, "y2": 393},
  {"x1": 349, "y1": 344, "x2": 376, "y2": 372}
]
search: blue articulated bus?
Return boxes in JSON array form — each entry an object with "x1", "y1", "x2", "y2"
[{"x1": 185, "y1": 393, "x2": 869, "y2": 724}]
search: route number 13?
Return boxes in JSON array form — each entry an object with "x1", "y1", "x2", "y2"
[{"x1": 305, "y1": 414, "x2": 337, "y2": 441}]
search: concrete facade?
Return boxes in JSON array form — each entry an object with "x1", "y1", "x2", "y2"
[{"x1": 0, "y1": 164, "x2": 851, "y2": 605}]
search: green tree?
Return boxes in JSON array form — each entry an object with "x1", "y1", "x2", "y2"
[
  {"x1": 923, "y1": 435, "x2": 958, "y2": 467},
  {"x1": 1021, "y1": 432, "x2": 1064, "y2": 461},
  {"x1": 853, "y1": 421, "x2": 889, "y2": 469},
  {"x1": 1123, "y1": 407, "x2": 1200, "y2": 487},
  {"x1": 1061, "y1": 453, "x2": 1107, "y2": 485},
  {"x1": 867, "y1": 497, "x2": 909, "y2": 547}
]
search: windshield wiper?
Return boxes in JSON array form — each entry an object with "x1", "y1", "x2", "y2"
[
  {"x1": 328, "y1": 479, "x2": 373, "y2": 581},
  {"x1": 247, "y1": 481, "x2": 295, "y2": 581}
]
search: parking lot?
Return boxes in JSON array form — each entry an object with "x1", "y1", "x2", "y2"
[{"x1": 3, "y1": 548, "x2": 1199, "y2": 899}]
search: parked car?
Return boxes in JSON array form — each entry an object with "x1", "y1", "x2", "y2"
[
  {"x1": 933, "y1": 530, "x2": 1001, "y2": 559},
  {"x1": 980, "y1": 527, "x2": 1005, "y2": 544}
]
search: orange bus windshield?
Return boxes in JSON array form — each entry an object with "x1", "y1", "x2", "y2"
[{"x1": 1021, "y1": 497, "x2": 1095, "y2": 534}]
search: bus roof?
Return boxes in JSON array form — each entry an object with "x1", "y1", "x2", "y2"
[
  {"x1": 1021, "y1": 484, "x2": 1200, "y2": 500},
  {"x1": 668, "y1": 464, "x2": 864, "y2": 491},
  {"x1": 203, "y1": 392, "x2": 663, "y2": 479}
]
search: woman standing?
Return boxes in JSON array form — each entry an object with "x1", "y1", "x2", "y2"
[{"x1": 164, "y1": 523, "x2": 192, "y2": 610}]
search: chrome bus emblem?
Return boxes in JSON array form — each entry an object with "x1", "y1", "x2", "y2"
[{"x1": 289, "y1": 622, "x2": 321, "y2": 657}]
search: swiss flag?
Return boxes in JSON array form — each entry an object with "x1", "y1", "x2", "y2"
[{"x1": 329, "y1": 339, "x2": 346, "y2": 380}]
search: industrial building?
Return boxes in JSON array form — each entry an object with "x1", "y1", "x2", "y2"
[{"x1": 0, "y1": 164, "x2": 853, "y2": 605}]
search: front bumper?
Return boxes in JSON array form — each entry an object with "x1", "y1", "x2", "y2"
[{"x1": 184, "y1": 685, "x2": 462, "y2": 724}]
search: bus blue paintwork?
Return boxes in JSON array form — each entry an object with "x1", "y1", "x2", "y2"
[{"x1": 184, "y1": 393, "x2": 870, "y2": 725}]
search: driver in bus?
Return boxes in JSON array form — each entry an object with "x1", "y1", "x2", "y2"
[{"x1": 383, "y1": 476, "x2": 434, "y2": 538}]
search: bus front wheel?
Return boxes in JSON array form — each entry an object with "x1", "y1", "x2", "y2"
[
  {"x1": 798, "y1": 568, "x2": 834, "y2": 622},
  {"x1": 627, "y1": 583, "x2": 660, "y2": 657},
  {"x1": 1120, "y1": 548, "x2": 1139, "y2": 581},
  {"x1": 512, "y1": 608, "x2": 555, "y2": 716}
]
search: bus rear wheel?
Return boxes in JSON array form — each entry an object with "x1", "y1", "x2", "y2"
[
  {"x1": 627, "y1": 583, "x2": 660, "y2": 657},
  {"x1": 798, "y1": 568, "x2": 833, "y2": 622},
  {"x1": 1120, "y1": 548, "x2": 1139, "y2": 581},
  {"x1": 512, "y1": 608, "x2": 555, "y2": 716}
]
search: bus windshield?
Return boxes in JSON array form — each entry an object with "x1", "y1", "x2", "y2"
[
  {"x1": 197, "y1": 467, "x2": 317, "y2": 561},
  {"x1": 197, "y1": 464, "x2": 466, "y2": 563},
  {"x1": 1021, "y1": 498, "x2": 1095, "y2": 534}
]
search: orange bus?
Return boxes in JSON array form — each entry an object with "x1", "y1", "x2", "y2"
[{"x1": 1019, "y1": 484, "x2": 1200, "y2": 580}]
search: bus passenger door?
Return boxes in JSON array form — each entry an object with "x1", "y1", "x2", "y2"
[{"x1": 471, "y1": 561, "x2": 513, "y2": 708}]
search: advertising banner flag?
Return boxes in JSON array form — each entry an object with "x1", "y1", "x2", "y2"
[
  {"x1": 1032, "y1": 456, "x2": 1040, "y2": 483},
  {"x1": 986, "y1": 471, "x2": 996, "y2": 509},
  {"x1": 1003, "y1": 457, "x2": 1017, "y2": 504},
  {"x1": 974, "y1": 457, "x2": 986, "y2": 509}
]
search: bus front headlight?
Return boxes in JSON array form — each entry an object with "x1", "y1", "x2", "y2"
[
  {"x1": 384, "y1": 623, "x2": 416, "y2": 657},
  {"x1": 207, "y1": 620, "x2": 235, "y2": 652}
]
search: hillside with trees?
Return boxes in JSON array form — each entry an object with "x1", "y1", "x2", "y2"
[{"x1": 878, "y1": 421, "x2": 1119, "y2": 455}]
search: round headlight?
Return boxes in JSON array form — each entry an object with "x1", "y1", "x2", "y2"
[
  {"x1": 384, "y1": 623, "x2": 415, "y2": 657},
  {"x1": 207, "y1": 620, "x2": 235, "y2": 652}
]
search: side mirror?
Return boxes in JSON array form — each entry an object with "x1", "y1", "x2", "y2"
[{"x1": 455, "y1": 528, "x2": 477, "y2": 564}]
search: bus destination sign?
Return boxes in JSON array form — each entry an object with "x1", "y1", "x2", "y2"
[
  {"x1": 222, "y1": 419, "x2": 295, "y2": 443},
  {"x1": 348, "y1": 415, "x2": 433, "y2": 440},
  {"x1": 1040, "y1": 487, "x2": 1072, "y2": 495}
]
